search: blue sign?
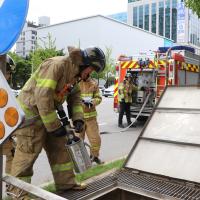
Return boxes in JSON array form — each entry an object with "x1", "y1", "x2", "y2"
[{"x1": 0, "y1": 0, "x2": 29, "y2": 55}]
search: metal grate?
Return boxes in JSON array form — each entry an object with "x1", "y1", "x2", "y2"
[
  {"x1": 59, "y1": 169, "x2": 200, "y2": 200},
  {"x1": 117, "y1": 169, "x2": 200, "y2": 200},
  {"x1": 60, "y1": 175, "x2": 116, "y2": 200}
]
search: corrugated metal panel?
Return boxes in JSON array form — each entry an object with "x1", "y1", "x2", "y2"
[{"x1": 125, "y1": 86, "x2": 200, "y2": 183}]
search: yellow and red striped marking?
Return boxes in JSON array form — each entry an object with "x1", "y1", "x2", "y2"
[{"x1": 120, "y1": 60, "x2": 168, "y2": 69}]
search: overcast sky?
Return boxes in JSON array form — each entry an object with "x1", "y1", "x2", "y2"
[{"x1": 27, "y1": 0, "x2": 127, "y2": 25}]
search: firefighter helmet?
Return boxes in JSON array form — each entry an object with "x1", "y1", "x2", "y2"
[
  {"x1": 6, "y1": 55, "x2": 16, "y2": 73},
  {"x1": 81, "y1": 47, "x2": 106, "y2": 73}
]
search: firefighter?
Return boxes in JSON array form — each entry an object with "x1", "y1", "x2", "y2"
[
  {"x1": 8, "y1": 46, "x2": 105, "y2": 199},
  {"x1": 118, "y1": 73, "x2": 137, "y2": 128},
  {"x1": 3, "y1": 55, "x2": 16, "y2": 174},
  {"x1": 79, "y1": 76, "x2": 104, "y2": 165}
]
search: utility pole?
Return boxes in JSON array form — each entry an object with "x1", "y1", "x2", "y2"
[{"x1": 0, "y1": 54, "x2": 6, "y2": 199}]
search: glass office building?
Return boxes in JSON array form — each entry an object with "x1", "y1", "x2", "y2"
[{"x1": 127, "y1": 0, "x2": 200, "y2": 48}]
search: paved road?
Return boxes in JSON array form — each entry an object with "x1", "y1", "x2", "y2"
[{"x1": 4, "y1": 97, "x2": 144, "y2": 187}]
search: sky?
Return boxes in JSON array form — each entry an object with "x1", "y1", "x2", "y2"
[{"x1": 27, "y1": 0, "x2": 127, "y2": 25}]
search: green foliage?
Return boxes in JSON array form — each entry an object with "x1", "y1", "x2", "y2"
[
  {"x1": 8, "y1": 52, "x2": 31, "y2": 89},
  {"x1": 185, "y1": 0, "x2": 200, "y2": 17},
  {"x1": 29, "y1": 33, "x2": 64, "y2": 72},
  {"x1": 42, "y1": 158, "x2": 125, "y2": 194},
  {"x1": 76, "y1": 158, "x2": 125, "y2": 182},
  {"x1": 7, "y1": 34, "x2": 64, "y2": 88},
  {"x1": 91, "y1": 46, "x2": 116, "y2": 85}
]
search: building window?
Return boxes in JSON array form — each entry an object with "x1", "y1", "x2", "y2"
[
  {"x1": 165, "y1": 0, "x2": 171, "y2": 39},
  {"x1": 144, "y1": 4, "x2": 149, "y2": 31},
  {"x1": 139, "y1": 5, "x2": 143, "y2": 28},
  {"x1": 133, "y1": 7, "x2": 138, "y2": 26},
  {"x1": 151, "y1": 3, "x2": 157, "y2": 33},
  {"x1": 159, "y1": 1, "x2": 164, "y2": 36},
  {"x1": 172, "y1": 0, "x2": 177, "y2": 41}
]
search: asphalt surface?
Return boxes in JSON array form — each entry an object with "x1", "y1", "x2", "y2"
[{"x1": 3, "y1": 97, "x2": 144, "y2": 187}]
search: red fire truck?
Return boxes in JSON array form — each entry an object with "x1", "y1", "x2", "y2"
[{"x1": 113, "y1": 46, "x2": 200, "y2": 119}]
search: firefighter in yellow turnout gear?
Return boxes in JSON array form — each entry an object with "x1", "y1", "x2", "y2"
[
  {"x1": 8, "y1": 47, "x2": 106, "y2": 199},
  {"x1": 79, "y1": 77, "x2": 104, "y2": 164},
  {"x1": 118, "y1": 73, "x2": 137, "y2": 128},
  {"x1": 3, "y1": 55, "x2": 16, "y2": 174}
]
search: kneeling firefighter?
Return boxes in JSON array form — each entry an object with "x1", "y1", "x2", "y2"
[{"x1": 8, "y1": 46, "x2": 105, "y2": 199}]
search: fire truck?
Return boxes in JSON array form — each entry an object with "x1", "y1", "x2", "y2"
[{"x1": 114, "y1": 46, "x2": 200, "y2": 119}]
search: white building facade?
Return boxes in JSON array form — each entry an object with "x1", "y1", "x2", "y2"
[
  {"x1": 16, "y1": 17, "x2": 50, "y2": 57},
  {"x1": 127, "y1": 0, "x2": 200, "y2": 49},
  {"x1": 37, "y1": 15, "x2": 173, "y2": 59},
  {"x1": 15, "y1": 22, "x2": 38, "y2": 57}
]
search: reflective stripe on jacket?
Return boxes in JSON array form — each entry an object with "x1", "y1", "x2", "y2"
[
  {"x1": 18, "y1": 54, "x2": 83, "y2": 132},
  {"x1": 79, "y1": 78, "x2": 102, "y2": 119},
  {"x1": 118, "y1": 80, "x2": 137, "y2": 103}
]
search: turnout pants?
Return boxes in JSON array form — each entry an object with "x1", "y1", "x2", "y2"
[
  {"x1": 118, "y1": 102, "x2": 131, "y2": 125},
  {"x1": 9, "y1": 123, "x2": 76, "y2": 199},
  {"x1": 80, "y1": 118, "x2": 101, "y2": 157}
]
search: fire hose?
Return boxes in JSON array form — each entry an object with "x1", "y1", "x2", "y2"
[
  {"x1": 120, "y1": 91, "x2": 151, "y2": 132},
  {"x1": 100, "y1": 91, "x2": 152, "y2": 134}
]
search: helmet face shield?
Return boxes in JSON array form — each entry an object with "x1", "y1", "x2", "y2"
[{"x1": 81, "y1": 47, "x2": 106, "y2": 73}]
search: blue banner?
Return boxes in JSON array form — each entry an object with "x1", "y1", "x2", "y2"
[{"x1": 0, "y1": 0, "x2": 29, "y2": 55}]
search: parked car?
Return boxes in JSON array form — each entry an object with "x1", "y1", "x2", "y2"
[{"x1": 103, "y1": 85, "x2": 114, "y2": 97}]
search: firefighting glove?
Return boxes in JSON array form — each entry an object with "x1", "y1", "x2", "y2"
[
  {"x1": 61, "y1": 117, "x2": 70, "y2": 126},
  {"x1": 51, "y1": 126, "x2": 67, "y2": 137},
  {"x1": 73, "y1": 120, "x2": 84, "y2": 133},
  {"x1": 57, "y1": 109, "x2": 66, "y2": 118}
]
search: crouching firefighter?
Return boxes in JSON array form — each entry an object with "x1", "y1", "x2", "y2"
[{"x1": 7, "y1": 46, "x2": 106, "y2": 200}]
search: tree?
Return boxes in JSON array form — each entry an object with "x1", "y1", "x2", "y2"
[
  {"x1": 185, "y1": 0, "x2": 200, "y2": 17},
  {"x1": 30, "y1": 33, "x2": 64, "y2": 72},
  {"x1": 8, "y1": 34, "x2": 64, "y2": 88},
  {"x1": 8, "y1": 52, "x2": 32, "y2": 89}
]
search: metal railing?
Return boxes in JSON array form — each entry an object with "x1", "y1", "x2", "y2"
[{"x1": 3, "y1": 175, "x2": 67, "y2": 200}]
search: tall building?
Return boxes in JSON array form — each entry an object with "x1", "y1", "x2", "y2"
[
  {"x1": 128, "y1": 0, "x2": 200, "y2": 49},
  {"x1": 15, "y1": 21, "x2": 39, "y2": 57},
  {"x1": 15, "y1": 17, "x2": 50, "y2": 57},
  {"x1": 38, "y1": 16, "x2": 50, "y2": 27}
]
